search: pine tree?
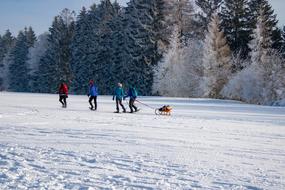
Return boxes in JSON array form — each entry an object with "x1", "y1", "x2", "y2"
[
  {"x1": 27, "y1": 33, "x2": 49, "y2": 92},
  {"x1": 220, "y1": 0, "x2": 252, "y2": 59},
  {"x1": 71, "y1": 1, "x2": 120, "y2": 94},
  {"x1": 0, "y1": 30, "x2": 14, "y2": 65},
  {"x1": 249, "y1": 0, "x2": 281, "y2": 50},
  {"x1": 70, "y1": 7, "x2": 90, "y2": 94},
  {"x1": 202, "y1": 14, "x2": 232, "y2": 98},
  {"x1": 172, "y1": 0, "x2": 201, "y2": 42},
  {"x1": 92, "y1": 0, "x2": 121, "y2": 95},
  {"x1": 8, "y1": 31, "x2": 30, "y2": 92},
  {"x1": 195, "y1": 0, "x2": 223, "y2": 33},
  {"x1": 281, "y1": 26, "x2": 285, "y2": 58},
  {"x1": 0, "y1": 30, "x2": 15, "y2": 90},
  {"x1": 25, "y1": 26, "x2": 37, "y2": 48},
  {"x1": 35, "y1": 9, "x2": 75, "y2": 93}
]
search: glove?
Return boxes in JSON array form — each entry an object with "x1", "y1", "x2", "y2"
[
  {"x1": 66, "y1": 95, "x2": 68, "y2": 98},
  {"x1": 112, "y1": 97, "x2": 115, "y2": 101},
  {"x1": 87, "y1": 94, "x2": 90, "y2": 97},
  {"x1": 123, "y1": 97, "x2": 126, "y2": 100}
]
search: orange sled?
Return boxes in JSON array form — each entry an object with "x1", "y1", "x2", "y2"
[{"x1": 155, "y1": 105, "x2": 172, "y2": 115}]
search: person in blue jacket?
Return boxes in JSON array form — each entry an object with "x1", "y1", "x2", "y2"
[
  {"x1": 113, "y1": 83, "x2": 126, "y2": 113},
  {"x1": 124, "y1": 86, "x2": 139, "y2": 113},
  {"x1": 88, "y1": 80, "x2": 98, "y2": 110}
]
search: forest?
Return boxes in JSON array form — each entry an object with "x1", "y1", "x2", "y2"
[{"x1": 0, "y1": 0, "x2": 285, "y2": 105}]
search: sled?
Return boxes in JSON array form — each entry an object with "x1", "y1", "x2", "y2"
[{"x1": 155, "y1": 105, "x2": 172, "y2": 116}]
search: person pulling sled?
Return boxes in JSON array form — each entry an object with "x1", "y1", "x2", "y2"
[
  {"x1": 124, "y1": 86, "x2": 139, "y2": 113},
  {"x1": 58, "y1": 82, "x2": 68, "y2": 108},
  {"x1": 88, "y1": 80, "x2": 98, "y2": 110},
  {"x1": 113, "y1": 83, "x2": 126, "y2": 113}
]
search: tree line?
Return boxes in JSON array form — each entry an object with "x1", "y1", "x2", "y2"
[{"x1": 0, "y1": 0, "x2": 285, "y2": 105}]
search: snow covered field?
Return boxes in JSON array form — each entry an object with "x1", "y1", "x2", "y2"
[{"x1": 0, "y1": 92, "x2": 284, "y2": 190}]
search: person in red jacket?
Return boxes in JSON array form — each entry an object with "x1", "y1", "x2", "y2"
[{"x1": 59, "y1": 82, "x2": 68, "y2": 108}]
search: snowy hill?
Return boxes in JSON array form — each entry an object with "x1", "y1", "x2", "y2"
[{"x1": 0, "y1": 92, "x2": 284, "y2": 189}]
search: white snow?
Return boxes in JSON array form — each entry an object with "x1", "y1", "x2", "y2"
[{"x1": 0, "y1": 92, "x2": 284, "y2": 189}]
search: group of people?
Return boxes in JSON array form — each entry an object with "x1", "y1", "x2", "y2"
[{"x1": 58, "y1": 81, "x2": 139, "y2": 113}]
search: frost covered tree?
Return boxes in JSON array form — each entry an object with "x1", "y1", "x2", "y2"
[
  {"x1": 35, "y1": 9, "x2": 75, "y2": 93},
  {"x1": 27, "y1": 33, "x2": 49, "y2": 91},
  {"x1": 171, "y1": 0, "x2": 203, "y2": 42},
  {"x1": 152, "y1": 27, "x2": 203, "y2": 97},
  {"x1": 249, "y1": 0, "x2": 282, "y2": 51},
  {"x1": 201, "y1": 14, "x2": 231, "y2": 98},
  {"x1": 220, "y1": 0, "x2": 252, "y2": 59},
  {"x1": 223, "y1": 12, "x2": 285, "y2": 105},
  {"x1": 195, "y1": 0, "x2": 222, "y2": 33}
]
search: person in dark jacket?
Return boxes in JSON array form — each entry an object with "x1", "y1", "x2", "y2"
[
  {"x1": 113, "y1": 83, "x2": 126, "y2": 113},
  {"x1": 88, "y1": 80, "x2": 98, "y2": 110},
  {"x1": 59, "y1": 82, "x2": 68, "y2": 108},
  {"x1": 124, "y1": 86, "x2": 139, "y2": 113}
]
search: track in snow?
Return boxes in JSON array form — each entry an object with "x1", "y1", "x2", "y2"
[{"x1": 0, "y1": 92, "x2": 284, "y2": 189}]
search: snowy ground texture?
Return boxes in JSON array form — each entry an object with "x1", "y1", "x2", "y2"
[{"x1": 0, "y1": 92, "x2": 284, "y2": 190}]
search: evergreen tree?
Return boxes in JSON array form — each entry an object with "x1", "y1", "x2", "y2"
[
  {"x1": 71, "y1": 1, "x2": 119, "y2": 94},
  {"x1": 25, "y1": 26, "x2": 37, "y2": 48},
  {"x1": 281, "y1": 26, "x2": 285, "y2": 58},
  {"x1": 172, "y1": 0, "x2": 201, "y2": 42},
  {"x1": 70, "y1": 7, "x2": 90, "y2": 94},
  {"x1": 249, "y1": 0, "x2": 281, "y2": 50},
  {"x1": 120, "y1": 0, "x2": 167, "y2": 95},
  {"x1": 8, "y1": 31, "x2": 30, "y2": 92},
  {"x1": 0, "y1": 30, "x2": 15, "y2": 90},
  {"x1": 27, "y1": 33, "x2": 49, "y2": 92},
  {"x1": 202, "y1": 14, "x2": 232, "y2": 98},
  {"x1": 220, "y1": 0, "x2": 252, "y2": 59},
  {"x1": 0, "y1": 30, "x2": 14, "y2": 65},
  {"x1": 195, "y1": 0, "x2": 223, "y2": 33},
  {"x1": 35, "y1": 9, "x2": 75, "y2": 93},
  {"x1": 92, "y1": 0, "x2": 121, "y2": 95}
]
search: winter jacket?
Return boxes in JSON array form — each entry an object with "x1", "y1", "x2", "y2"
[
  {"x1": 124, "y1": 87, "x2": 138, "y2": 99},
  {"x1": 59, "y1": 83, "x2": 68, "y2": 95},
  {"x1": 113, "y1": 87, "x2": 125, "y2": 100},
  {"x1": 89, "y1": 84, "x2": 98, "y2": 96}
]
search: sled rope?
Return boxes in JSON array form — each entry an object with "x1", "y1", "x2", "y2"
[{"x1": 135, "y1": 100, "x2": 155, "y2": 110}]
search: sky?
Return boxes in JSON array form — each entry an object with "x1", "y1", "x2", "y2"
[{"x1": 0, "y1": 0, "x2": 284, "y2": 36}]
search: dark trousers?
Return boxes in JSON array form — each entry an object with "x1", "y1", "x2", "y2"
[
  {"x1": 129, "y1": 98, "x2": 138, "y2": 112},
  {"x1": 116, "y1": 98, "x2": 126, "y2": 112},
  {"x1": 89, "y1": 96, "x2": 97, "y2": 110},
  {"x1": 59, "y1": 95, "x2": 67, "y2": 107}
]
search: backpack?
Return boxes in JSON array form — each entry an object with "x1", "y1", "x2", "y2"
[{"x1": 131, "y1": 87, "x2": 138, "y2": 97}]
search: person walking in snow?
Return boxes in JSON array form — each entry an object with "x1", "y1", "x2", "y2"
[
  {"x1": 88, "y1": 80, "x2": 98, "y2": 110},
  {"x1": 58, "y1": 82, "x2": 68, "y2": 108},
  {"x1": 124, "y1": 86, "x2": 139, "y2": 113},
  {"x1": 113, "y1": 83, "x2": 126, "y2": 113}
]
